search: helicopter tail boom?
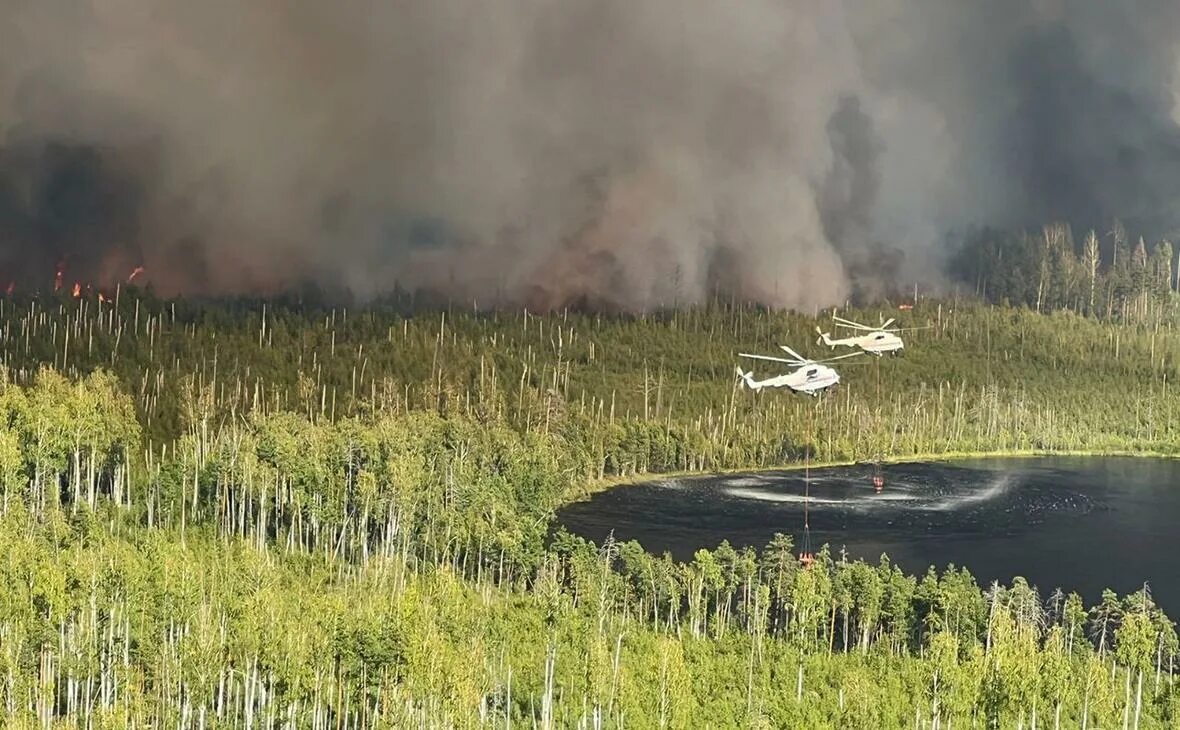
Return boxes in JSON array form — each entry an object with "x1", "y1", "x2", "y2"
[{"x1": 815, "y1": 328, "x2": 856, "y2": 348}]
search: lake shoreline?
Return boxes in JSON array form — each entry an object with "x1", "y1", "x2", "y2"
[
  {"x1": 563, "y1": 448, "x2": 1180, "y2": 504},
  {"x1": 556, "y1": 452, "x2": 1180, "y2": 614}
]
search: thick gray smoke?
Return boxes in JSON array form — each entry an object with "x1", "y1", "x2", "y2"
[{"x1": 3, "y1": 1, "x2": 1180, "y2": 308}]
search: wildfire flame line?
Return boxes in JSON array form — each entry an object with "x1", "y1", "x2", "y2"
[{"x1": 3, "y1": 264, "x2": 145, "y2": 298}]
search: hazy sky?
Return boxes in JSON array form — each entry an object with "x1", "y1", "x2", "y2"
[{"x1": 4, "y1": 1, "x2": 1180, "y2": 308}]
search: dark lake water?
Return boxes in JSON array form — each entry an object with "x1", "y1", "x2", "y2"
[{"x1": 556, "y1": 457, "x2": 1180, "y2": 613}]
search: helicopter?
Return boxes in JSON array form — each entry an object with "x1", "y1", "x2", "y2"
[
  {"x1": 735, "y1": 345, "x2": 863, "y2": 396},
  {"x1": 815, "y1": 314, "x2": 929, "y2": 356}
]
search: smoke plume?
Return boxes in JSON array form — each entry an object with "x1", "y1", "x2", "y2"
[{"x1": 4, "y1": 1, "x2": 1180, "y2": 308}]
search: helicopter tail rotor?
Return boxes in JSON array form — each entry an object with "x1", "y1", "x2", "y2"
[{"x1": 734, "y1": 366, "x2": 760, "y2": 390}]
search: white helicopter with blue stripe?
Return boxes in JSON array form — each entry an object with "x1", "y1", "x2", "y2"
[{"x1": 735, "y1": 344, "x2": 863, "y2": 397}]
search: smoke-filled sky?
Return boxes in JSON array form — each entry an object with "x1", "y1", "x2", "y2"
[{"x1": 4, "y1": 1, "x2": 1180, "y2": 309}]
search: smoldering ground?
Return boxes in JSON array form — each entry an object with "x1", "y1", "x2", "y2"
[{"x1": 3, "y1": 1, "x2": 1180, "y2": 308}]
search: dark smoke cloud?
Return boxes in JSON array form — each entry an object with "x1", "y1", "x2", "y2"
[{"x1": 3, "y1": 1, "x2": 1180, "y2": 307}]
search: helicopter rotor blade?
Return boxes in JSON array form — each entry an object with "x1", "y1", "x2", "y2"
[
  {"x1": 880, "y1": 317, "x2": 896, "y2": 329},
  {"x1": 831, "y1": 317, "x2": 878, "y2": 332},
  {"x1": 831, "y1": 315, "x2": 868, "y2": 327},
  {"x1": 816, "y1": 351, "x2": 866, "y2": 364},
  {"x1": 777, "y1": 344, "x2": 808, "y2": 362},
  {"x1": 889, "y1": 324, "x2": 934, "y2": 332},
  {"x1": 834, "y1": 323, "x2": 880, "y2": 333},
  {"x1": 739, "y1": 353, "x2": 803, "y2": 366}
]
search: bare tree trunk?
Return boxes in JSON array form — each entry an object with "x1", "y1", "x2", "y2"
[
  {"x1": 1084, "y1": 230, "x2": 1099, "y2": 315},
  {"x1": 542, "y1": 643, "x2": 556, "y2": 730},
  {"x1": 1134, "y1": 670, "x2": 1143, "y2": 730},
  {"x1": 931, "y1": 669, "x2": 940, "y2": 730},
  {"x1": 1122, "y1": 669, "x2": 1131, "y2": 730}
]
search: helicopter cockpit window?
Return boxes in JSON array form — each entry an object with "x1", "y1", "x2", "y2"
[
  {"x1": 805, "y1": 368, "x2": 818, "y2": 378},
  {"x1": 874, "y1": 333, "x2": 886, "y2": 340}
]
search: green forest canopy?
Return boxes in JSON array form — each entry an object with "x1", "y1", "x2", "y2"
[{"x1": 0, "y1": 278, "x2": 1177, "y2": 725}]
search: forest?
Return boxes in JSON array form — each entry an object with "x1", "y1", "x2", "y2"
[
  {"x1": 952, "y1": 220, "x2": 1178, "y2": 324},
  {"x1": 0, "y1": 267, "x2": 1178, "y2": 726}
]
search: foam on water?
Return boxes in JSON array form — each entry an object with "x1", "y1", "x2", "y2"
[
  {"x1": 650, "y1": 479, "x2": 685, "y2": 490},
  {"x1": 921, "y1": 472, "x2": 1016, "y2": 512},
  {"x1": 723, "y1": 487, "x2": 851, "y2": 506},
  {"x1": 719, "y1": 468, "x2": 1022, "y2": 515}
]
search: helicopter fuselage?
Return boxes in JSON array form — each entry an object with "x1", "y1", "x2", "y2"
[
  {"x1": 738, "y1": 363, "x2": 840, "y2": 395},
  {"x1": 820, "y1": 330, "x2": 904, "y2": 355}
]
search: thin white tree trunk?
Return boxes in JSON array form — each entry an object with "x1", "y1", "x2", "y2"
[
  {"x1": 1134, "y1": 670, "x2": 1143, "y2": 730},
  {"x1": 1122, "y1": 669, "x2": 1131, "y2": 730}
]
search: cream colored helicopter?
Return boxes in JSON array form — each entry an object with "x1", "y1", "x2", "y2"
[
  {"x1": 815, "y1": 314, "x2": 929, "y2": 356},
  {"x1": 735, "y1": 344, "x2": 863, "y2": 396}
]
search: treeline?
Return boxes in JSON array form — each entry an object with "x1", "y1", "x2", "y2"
[
  {"x1": 3, "y1": 291, "x2": 1180, "y2": 473},
  {"x1": 953, "y1": 220, "x2": 1179, "y2": 322}
]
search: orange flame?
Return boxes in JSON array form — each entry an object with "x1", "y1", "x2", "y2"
[
  {"x1": 128, "y1": 266, "x2": 145, "y2": 283},
  {"x1": 97, "y1": 292, "x2": 105, "y2": 303},
  {"x1": 72, "y1": 282, "x2": 81, "y2": 298},
  {"x1": 54, "y1": 264, "x2": 64, "y2": 292}
]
